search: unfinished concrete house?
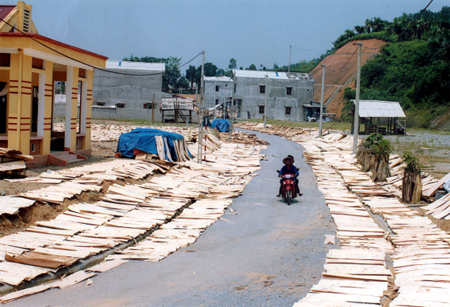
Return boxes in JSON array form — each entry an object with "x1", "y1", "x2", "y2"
[
  {"x1": 90, "y1": 61, "x2": 165, "y2": 120},
  {"x1": 203, "y1": 76, "x2": 233, "y2": 110},
  {"x1": 231, "y1": 70, "x2": 314, "y2": 121}
]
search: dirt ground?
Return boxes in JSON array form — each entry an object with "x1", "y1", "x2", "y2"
[{"x1": 385, "y1": 131, "x2": 450, "y2": 179}]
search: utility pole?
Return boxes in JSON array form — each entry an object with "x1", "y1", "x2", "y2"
[
  {"x1": 264, "y1": 74, "x2": 268, "y2": 128},
  {"x1": 318, "y1": 65, "x2": 326, "y2": 137},
  {"x1": 197, "y1": 50, "x2": 205, "y2": 163},
  {"x1": 353, "y1": 43, "x2": 362, "y2": 154},
  {"x1": 229, "y1": 78, "x2": 235, "y2": 142},
  {"x1": 288, "y1": 45, "x2": 292, "y2": 73},
  {"x1": 151, "y1": 93, "x2": 155, "y2": 123}
]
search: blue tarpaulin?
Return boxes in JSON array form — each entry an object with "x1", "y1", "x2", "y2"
[
  {"x1": 116, "y1": 128, "x2": 191, "y2": 161},
  {"x1": 211, "y1": 119, "x2": 231, "y2": 132}
]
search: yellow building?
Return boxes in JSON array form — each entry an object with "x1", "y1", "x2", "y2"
[{"x1": 0, "y1": 1, "x2": 107, "y2": 166}]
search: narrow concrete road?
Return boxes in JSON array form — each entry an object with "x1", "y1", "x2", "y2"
[{"x1": 10, "y1": 131, "x2": 335, "y2": 307}]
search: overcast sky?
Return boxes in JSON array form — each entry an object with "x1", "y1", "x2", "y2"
[{"x1": 4, "y1": 0, "x2": 448, "y2": 71}]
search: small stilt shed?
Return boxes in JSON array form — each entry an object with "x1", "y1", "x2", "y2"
[{"x1": 352, "y1": 100, "x2": 406, "y2": 135}]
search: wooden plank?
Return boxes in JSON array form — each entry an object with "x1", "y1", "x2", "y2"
[
  {"x1": 155, "y1": 135, "x2": 166, "y2": 161},
  {"x1": 87, "y1": 258, "x2": 128, "y2": 273},
  {"x1": 0, "y1": 160, "x2": 26, "y2": 172}
]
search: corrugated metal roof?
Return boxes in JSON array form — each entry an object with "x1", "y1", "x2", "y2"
[
  {"x1": 0, "y1": 5, "x2": 16, "y2": 21},
  {"x1": 353, "y1": 100, "x2": 406, "y2": 118},
  {"x1": 106, "y1": 60, "x2": 165, "y2": 72},
  {"x1": 204, "y1": 76, "x2": 233, "y2": 82},
  {"x1": 233, "y1": 69, "x2": 312, "y2": 80}
]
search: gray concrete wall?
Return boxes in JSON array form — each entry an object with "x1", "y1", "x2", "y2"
[
  {"x1": 204, "y1": 80, "x2": 233, "y2": 109},
  {"x1": 93, "y1": 69, "x2": 164, "y2": 109},
  {"x1": 233, "y1": 76, "x2": 314, "y2": 121},
  {"x1": 54, "y1": 104, "x2": 199, "y2": 123},
  {"x1": 94, "y1": 69, "x2": 163, "y2": 91}
]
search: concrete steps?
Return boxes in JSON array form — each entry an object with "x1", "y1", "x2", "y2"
[{"x1": 47, "y1": 151, "x2": 87, "y2": 166}]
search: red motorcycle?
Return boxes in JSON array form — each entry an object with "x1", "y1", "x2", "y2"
[{"x1": 279, "y1": 173, "x2": 297, "y2": 205}]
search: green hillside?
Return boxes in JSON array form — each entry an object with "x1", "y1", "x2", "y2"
[{"x1": 337, "y1": 7, "x2": 450, "y2": 129}]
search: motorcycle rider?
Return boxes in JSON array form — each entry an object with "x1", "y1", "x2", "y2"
[
  {"x1": 287, "y1": 155, "x2": 302, "y2": 196},
  {"x1": 277, "y1": 156, "x2": 300, "y2": 197}
]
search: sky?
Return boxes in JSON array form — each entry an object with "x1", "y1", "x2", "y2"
[{"x1": 3, "y1": 0, "x2": 449, "y2": 72}]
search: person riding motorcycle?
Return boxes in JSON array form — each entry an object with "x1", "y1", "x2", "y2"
[{"x1": 277, "y1": 156, "x2": 300, "y2": 197}]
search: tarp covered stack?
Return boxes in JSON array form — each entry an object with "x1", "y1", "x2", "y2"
[
  {"x1": 211, "y1": 119, "x2": 231, "y2": 132},
  {"x1": 116, "y1": 129, "x2": 192, "y2": 162}
]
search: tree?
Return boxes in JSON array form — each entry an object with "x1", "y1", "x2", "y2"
[
  {"x1": 162, "y1": 57, "x2": 182, "y2": 92},
  {"x1": 216, "y1": 68, "x2": 225, "y2": 76},
  {"x1": 204, "y1": 62, "x2": 218, "y2": 76},
  {"x1": 185, "y1": 65, "x2": 197, "y2": 88},
  {"x1": 228, "y1": 58, "x2": 237, "y2": 70},
  {"x1": 354, "y1": 25, "x2": 365, "y2": 34},
  {"x1": 122, "y1": 55, "x2": 182, "y2": 93},
  {"x1": 177, "y1": 76, "x2": 189, "y2": 91},
  {"x1": 248, "y1": 64, "x2": 256, "y2": 70}
]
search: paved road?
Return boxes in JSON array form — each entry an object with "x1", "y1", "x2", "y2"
[{"x1": 10, "y1": 131, "x2": 335, "y2": 307}]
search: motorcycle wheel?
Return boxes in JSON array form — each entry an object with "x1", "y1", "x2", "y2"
[{"x1": 286, "y1": 190, "x2": 292, "y2": 206}]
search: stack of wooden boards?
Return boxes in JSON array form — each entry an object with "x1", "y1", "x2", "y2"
[
  {"x1": 0, "y1": 147, "x2": 34, "y2": 178},
  {"x1": 240, "y1": 123, "x2": 450, "y2": 306},
  {"x1": 296, "y1": 142, "x2": 393, "y2": 306},
  {"x1": 0, "y1": 147, "x2": 33, "y2": 162},
  {"x1": 424, "y1": 172, "x2": 450, "y2": 220},
  {"x1": 0, "y1": 139, "x2": 266, "y2": 303}
]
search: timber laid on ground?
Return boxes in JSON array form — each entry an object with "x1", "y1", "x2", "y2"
[{"x1": 237, "y1": 122, "x2": 450, "y2": 307}]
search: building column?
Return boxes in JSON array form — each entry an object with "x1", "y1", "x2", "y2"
[
  {"x1": 65, "y1": 66, "x2": 78, "y2": 151},
  {"x1": 42, "y1": 61, "x2": 53, "y2": 155},
  {"x1": 84, "y1": 70, "x2": 93, "y2": 152},
  {"x1": 8, "y1": 53, "x2": 20, "y2": 150},
  {"x1": 19, "y1": 54, "x2": 32, "y2": 154}
]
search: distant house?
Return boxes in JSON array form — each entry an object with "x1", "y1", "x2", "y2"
[
  {"x1": 93, "y1": 60, "x2": 165, "y2": 109},
  {"x1": 204, "y1": 76, "x2": 233, "y2": 111},
  {"x1": 231, "y1": 70, "x2": 314, "y2": 121},
  {"x1": 0, "y1": 1, "x2": 107, "y2": 165}
]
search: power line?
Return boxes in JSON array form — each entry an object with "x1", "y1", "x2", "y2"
[
  {"x1": 421, "y1": 0, "x2": 434, "y2": 12},
  {"x1": 0, "y1": 16, "x2": 202, "y2": 77}
]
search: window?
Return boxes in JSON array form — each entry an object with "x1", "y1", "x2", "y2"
[
  {"x1": 259, "y1": 85, "x2": 266, "y2": 94},
  {"x1": 234, "y1": 83, "x2": 236, "y2": 93},
  {"x1": 215, "y1": 99, "x2": 219, "y2": 105},
  {"x1": 215, "y1": 85, "x2": 219, "y2": 92},
  {"x1": 116, "y1": 103, "x2": 125, "y2": 108},
  {"x1": 0, "y1": 54, "x2": 10, "y2": 67},
  {"x1": 286, "y1": 87, "x2": 292, "y2": 95},
  {"x1": 143, "y1": 103, "x2": 154, "y2": 109},
  {"x1": 259, "y1": 105, "x2": 265, "y2": 114},
  {"x1": 78, "y1": 68, "x2": 86, "y2": 78},
  {"x1": 32, "y1": 58, "x2": 43, "y2": 69},
  {"x1": 285, "y1": 106, "x2": 291, "y2": 115}
]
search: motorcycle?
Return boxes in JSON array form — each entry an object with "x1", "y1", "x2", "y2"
[{"x1": 278, "y1": 172, "x2": 297, "y2": 205}]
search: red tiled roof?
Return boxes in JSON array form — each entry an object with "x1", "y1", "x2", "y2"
[
  {"x1": 0, "y1": 5, "x2": 16, "y2": 21},
  {"x1": 0, "y1": 32, "x2": 108, "y2": 60}
]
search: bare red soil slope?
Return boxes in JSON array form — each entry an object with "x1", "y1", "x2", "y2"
[{"x1": 311, "y1": 39, "x2": 386, "y2": 117}]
